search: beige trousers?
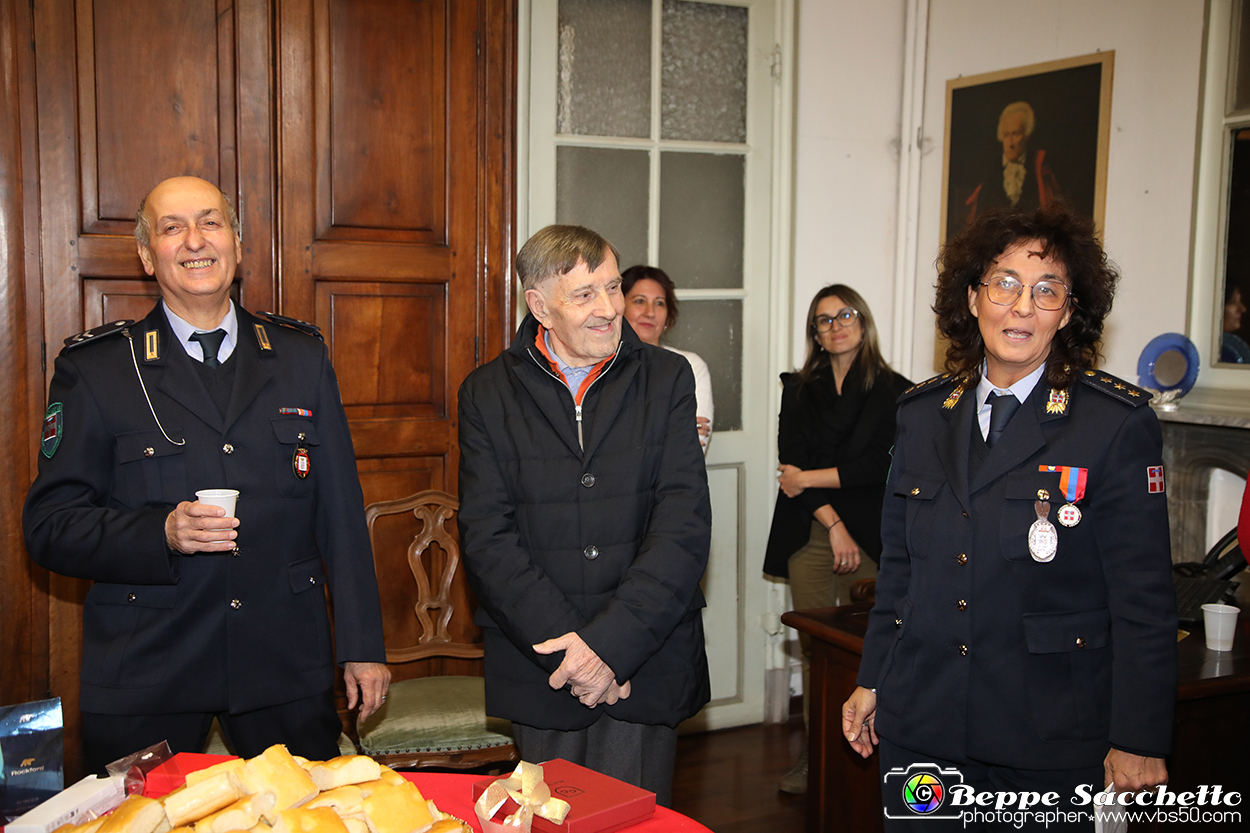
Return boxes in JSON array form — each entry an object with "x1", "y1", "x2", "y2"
[{"x1": 787, "y1": 520, "x2": 878, "y2": 726}]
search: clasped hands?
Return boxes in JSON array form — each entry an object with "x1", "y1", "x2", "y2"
[{"x1": 533, "y1": 632, "x2": 630, "y2": 707}]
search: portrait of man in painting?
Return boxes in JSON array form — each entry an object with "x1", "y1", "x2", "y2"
[{"x1": 942, "y1": 53, "x2": 1113, "y2": 244}]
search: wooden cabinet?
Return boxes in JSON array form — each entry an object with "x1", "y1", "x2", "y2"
[{"x1": 0, "y1": 0, "x2": 515, "y2": 778}]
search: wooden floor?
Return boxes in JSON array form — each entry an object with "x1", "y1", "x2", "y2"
[{"x1": 671, "y1": 718, "x2": 808, "y2": 833}]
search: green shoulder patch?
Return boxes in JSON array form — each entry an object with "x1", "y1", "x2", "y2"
[{"x1": 41, "y1": 402, "x2": 63, "y2": 458}]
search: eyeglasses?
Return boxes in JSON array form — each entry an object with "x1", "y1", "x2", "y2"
[
  {"x1": 813, "y1": 308, "x2": 860, "y2": 333},
  {"x1": 979, "y1": 275, "x2": 1073, "y2": 311}
]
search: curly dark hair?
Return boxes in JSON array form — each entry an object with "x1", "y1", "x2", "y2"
[
  {"x1": 934, "y1": 205, "x2": 1119, "y2": 388},
  {"x1": 621, "y1": 265, "x2": 680, "y2": 330}
]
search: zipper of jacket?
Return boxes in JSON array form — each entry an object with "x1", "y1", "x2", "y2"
[{"x1": 527, "y1": 347, "x2": 621, "y2": 451}]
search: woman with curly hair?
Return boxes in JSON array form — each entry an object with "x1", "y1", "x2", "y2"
[
  {"x1": 843, "y1": 205, "x2": 1177, "y2": 826},
  {"x1": 763, "y1": 284, "x2": 910, "y2": 793}
]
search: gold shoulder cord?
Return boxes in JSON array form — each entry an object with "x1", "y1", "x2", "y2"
[{"x1": 123, "y1": 328, "x2": 186, "y2": 446}]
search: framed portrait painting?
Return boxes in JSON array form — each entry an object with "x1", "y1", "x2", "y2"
[{"x1": 941, "y1": 52, "x2": 1114, "y2": 244}]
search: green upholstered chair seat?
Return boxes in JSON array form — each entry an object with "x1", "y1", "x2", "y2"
[{"x1": 358, "y1": 675, "x2": 513, "y2": 755}]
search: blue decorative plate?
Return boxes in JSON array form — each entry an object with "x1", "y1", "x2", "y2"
[{"x1": 1137, "y1": 333, "x2": 1200, "y2": 395}]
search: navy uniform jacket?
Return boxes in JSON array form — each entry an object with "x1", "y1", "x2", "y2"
[
  {"x1": 23, "y1": 303, "x2": 386, "y2": 715},
  {"x1": 858, "y1": 371, "x2": 1177, "y2": 770}
]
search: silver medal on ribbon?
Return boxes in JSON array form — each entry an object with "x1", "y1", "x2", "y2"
[{"x1": 1028, "y1": 499, "x2": 1057, "y2": 562}]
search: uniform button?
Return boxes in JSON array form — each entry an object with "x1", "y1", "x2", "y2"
[
  {"x1": 1038, "y1": 489, "x2": 1050, "y2": 501},
  {"x1": 958, "y1": 644, "x2": 968, "y2": 656},
  {"x1": 230, "y1": 599, "x2": 242, "y2": 610},
  {"x1": 308, "y1": 576, "x2": 317, "y2": 585},
  {"x1": 956, "y1": 553, "x2": 968, "y2": 565},
  {"x1": 910, "y1": 487, "x2": 920, "y2": 496},
  {"x1": 223, "y1": 443, "x2": 234, "y2": 454},
  {"x1": 1075, "y1": 637, "x2": 1086, "y2": 648},
  {"x1": 894, "y1": 618, "x2": 903, "y2": 629},
  {"x1": 231, "y1": 545, "x2": 240, "y2": 557},
  {"x1": 143, "y1": 447, "x2": 155, "y2": 458},
  {"x1": 583, "y1": 545, "x2": 599, "y2": 560},
  {"x1": 127, "y1": 593, "x2": 137, "y2": 602},
  {"x1": 581, "y1": 473, "x2": 596, "y2": 488},
  {"x1": 297, "y1": 432, "x2": 307, "y2": 442},
  {"x1": 962, "y1": 510, "x2": 970, "y2": 518},
  {"x1": 956, "y1": 599, "x2": 967, "y2": 611}
]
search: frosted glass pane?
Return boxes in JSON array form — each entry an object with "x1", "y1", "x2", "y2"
[
  {"x1": 663, "y1": 299, "x2": 742, "y2": 432},
  {"x1": 658, "y1": 152, "x2": 743, "y2": 288},
  {"x1": 661, "y1": 0, "x2": 748, "y2": 142},
  {"x1": 556, "y1": 146, "x2": 649, "y2": 270},
  {"x1": 557, "y1": 0, "x2": 651, "y2": 137}
]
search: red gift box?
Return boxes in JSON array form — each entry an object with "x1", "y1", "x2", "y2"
[
  {"x1": 472, "y1": 759, "x2": 655, "y2": 833},
  {"x1": 141, "y1": 753, "x2": 237, "y2": 798}
]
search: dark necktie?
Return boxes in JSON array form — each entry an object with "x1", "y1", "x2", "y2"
[
  {"x1": 190, "y1": 329, "x2": 227, "y2": 368},
  {"x1": 987, "y1": 391, "x2": 1021, "y2": 448}
]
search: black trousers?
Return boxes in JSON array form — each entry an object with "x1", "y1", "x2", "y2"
[
  {"x1": 878, "y1": 736, "x2": 1103, "y2": 833},
  {"x1": 81, "y1": 687, "x2": 341, "y2": 774},
  {"x1": 512, "y1": 715, "x2": 679, "y2": 807}
]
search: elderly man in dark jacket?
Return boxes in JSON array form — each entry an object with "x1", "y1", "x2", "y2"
[{"x1": 457, "y1": 225, "x2": 711, "y2": 806}]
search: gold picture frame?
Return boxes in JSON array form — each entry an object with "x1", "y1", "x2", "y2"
[{"x1": 940, "y1": 51, "x2": 1115, "y2": 245}]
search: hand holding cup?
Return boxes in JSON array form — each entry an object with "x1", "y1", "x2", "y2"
[{"x1": 166, "y1": 490, "x2": 240, "y2": 554}]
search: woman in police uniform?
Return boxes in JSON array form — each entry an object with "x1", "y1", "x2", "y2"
[{"x1": 842, "y1": 206, "x2": 1177, "y2": 831}]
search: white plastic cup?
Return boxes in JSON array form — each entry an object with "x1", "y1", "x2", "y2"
[
  {"x1": 1201, "y1": 603, "x2": 1240, "y2": 652},
  {"x1": 195, "y1": 489, "x2": 239, "y2": 518}
]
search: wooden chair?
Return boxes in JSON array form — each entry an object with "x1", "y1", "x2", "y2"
[{"x1": 356, "y1": 489, "x2": 518, "y2": 770}]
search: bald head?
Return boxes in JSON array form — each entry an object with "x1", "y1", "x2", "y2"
[{"x1": 136, "y1": 177, "x2": 240, "y2": 247}]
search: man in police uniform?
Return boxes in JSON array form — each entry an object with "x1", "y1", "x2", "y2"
[{"x1": 23, "y1": 176, "x2": 389, "y2": 772}]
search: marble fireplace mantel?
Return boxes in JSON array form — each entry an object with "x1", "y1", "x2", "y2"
[{"x1": 1154, "y1": 389, "x2": 1250, "y2": 605}]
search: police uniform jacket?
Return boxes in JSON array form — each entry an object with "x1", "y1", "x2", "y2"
[
  {"x1": 23, "y1": 303, "x2": 387, "y2": 715},
  {"x1": 457, "y1": 314, "x2": 712, "y2": 731},
  {"x1": 858, "y1": 371, "x2": 1178, "y2": 770}
]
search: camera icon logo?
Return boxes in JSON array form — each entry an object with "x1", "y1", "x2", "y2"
[{"x1": 882, "y1": 762, "x2": 966, "y2": 820}]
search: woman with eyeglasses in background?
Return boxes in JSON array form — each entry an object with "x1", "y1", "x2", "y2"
[
  {"x1": 622, "y1": 266, "x2": 713, "y2": 453},
  {"x1": 843, "y1": 206, "x2": 1176, "y2": 827},
  {"x1": 763, "y1": 284, "x2": 910, "y2": 793}
]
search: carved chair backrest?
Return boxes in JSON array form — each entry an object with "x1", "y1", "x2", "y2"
[{"x1": 364, "y1": 489, "x2": 481, "y2": 663}]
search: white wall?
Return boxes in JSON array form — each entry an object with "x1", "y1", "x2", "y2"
[
  {"x1": 792, "y1": 0, "x2": 1209, "y2": 382},
  {"x1": 791, "y1": 0, "x2": 906, "y2": 368}
]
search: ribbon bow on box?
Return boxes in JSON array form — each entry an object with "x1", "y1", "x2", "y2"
[{"x1": 474, "y1": 761, "x2": 571, "y2": 833}]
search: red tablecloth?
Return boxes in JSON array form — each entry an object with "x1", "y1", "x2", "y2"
[{"x1": 405, "y1": 772, "x2": 712, "y2": 833}]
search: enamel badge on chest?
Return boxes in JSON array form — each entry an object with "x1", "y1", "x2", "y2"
[{"x1": 293, "y1": 431, "x2": 311, "y2": 479}]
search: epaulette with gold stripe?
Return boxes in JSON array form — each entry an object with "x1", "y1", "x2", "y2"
[
  {"x1": 64, "y1": 319, "x2": 134, "y2": 350},
  {"x1": 897, "y1": 373, "x2": 962, "y2": 405},
  {"x1": 255, "y1": 311, "x2": 324, "y2": 342},
  {"x1": 1077, "y1": 369, "x2": 1150, "y2": 407}
]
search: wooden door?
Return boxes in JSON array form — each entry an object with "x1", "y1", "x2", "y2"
[
  {"x1": 275, "y1": 0, "x2": 514, "y2": 682},
  {"x1": 8, "y1": 0, "x2": 514, "y2": 777},
  {"x1": 28, "y1": 0, "x2": 278, "y2": 778}
]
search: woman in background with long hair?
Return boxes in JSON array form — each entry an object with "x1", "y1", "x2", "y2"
[{"x1": 763, "y1": 284, "x2": 910, "y2": 793}]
